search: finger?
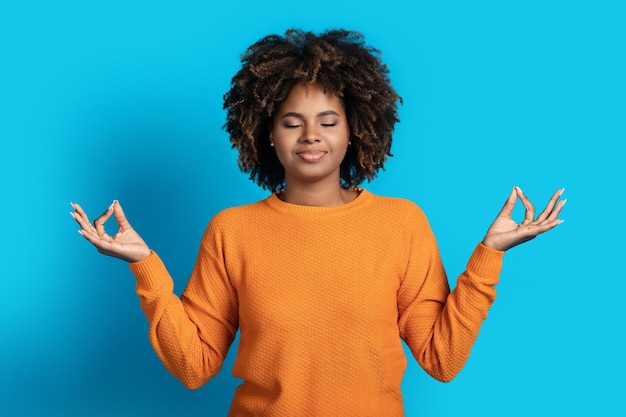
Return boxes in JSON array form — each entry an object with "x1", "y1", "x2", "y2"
[
  {"x1": 516, "y1": 187, "x2": 535, "y2": 224},
  {"x1": 111, "y1": 200, "x2": 132, "y2": 230},
  {"x1": 536, "y1": 188, "x2": 565, "y2": 224},
  {"x1": 70, "y1": 202, "x2": 92, "y2": 224},
  {"x1": 78, "y1": 227, "x2": 120, "y2": 253},
  {"x1": 70, "y1": 202, "x2": 99, "y2": 234},
  {"x1": 496, "y1": 187, "x2": 518, "y2": 218},
  {"x1": 77, "y1": 226, "x2": 106, "y2": 245},
  {"x1": 520, "y1": 216, "x2": 564, "y2": 239},
  {"x1": 540, "y1": 197, "x2": 567, "y2": 225},
  {"x1": 93, "y1": 202, "x2": 115, "y2": 237}
]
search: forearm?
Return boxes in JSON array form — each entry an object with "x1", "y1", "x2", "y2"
[
  {"x1": 130, "y1": 252, "x2": 228, "y2": 389},
  {"x1": 404, "y1": 244, "x2": 503, "y2": 382}
]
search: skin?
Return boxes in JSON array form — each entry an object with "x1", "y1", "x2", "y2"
[
  {"x1": 270, "y1": 83, "x2": 356, "y2": 207},
  {"x1": 70, "y1": 83, "x2": 566, "y2": 261},
  {"x1": 71, "y1": 200, "x2": 150, "y2": 263},
  {"x1": 482, "y1": 185, "x2": 566, "y2": 251}
]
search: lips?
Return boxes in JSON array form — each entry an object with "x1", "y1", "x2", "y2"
[{"x1": 296, "y1": 150, "x2": 327, "y2": 162}]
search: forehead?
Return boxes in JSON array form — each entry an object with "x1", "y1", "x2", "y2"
[{"x1": 277, "y1": 83, "x2": 344, "y2": 114}]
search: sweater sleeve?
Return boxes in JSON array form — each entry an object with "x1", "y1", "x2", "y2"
[
  {"x1": 129, "y1": 219, "x2": 239, "y2": 389},
  {"x1": 397, "y1": 208, "x2": 503, "y2": 382}
]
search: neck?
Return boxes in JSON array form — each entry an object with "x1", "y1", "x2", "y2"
[{"x1": 279, "y1": 177, "x2": 357, "y2": 207}]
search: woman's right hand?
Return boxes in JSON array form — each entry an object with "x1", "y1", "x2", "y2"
[{"x1": 70, "y1": 200, "x2": 152, "y2": 263}]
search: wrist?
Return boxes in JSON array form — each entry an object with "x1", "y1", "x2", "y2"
[
  {"x1": 481, "y1": 236, "x2": 505, "y2": 252},
  {"x1": 124, "y1": 248, "x2": 152, "y2": 263}
]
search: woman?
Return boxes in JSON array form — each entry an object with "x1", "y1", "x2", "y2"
[{"x1": 70, "y1": 29, "x2": 565, "y2": 416}]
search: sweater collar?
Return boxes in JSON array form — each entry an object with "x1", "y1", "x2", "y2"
[{"x1": 264, "y1": 188, "x2": 373, "y2": 216}]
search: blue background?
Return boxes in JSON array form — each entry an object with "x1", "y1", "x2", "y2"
[{"x1": 1, "y1": 1, "x2": 624, "y2": 416}]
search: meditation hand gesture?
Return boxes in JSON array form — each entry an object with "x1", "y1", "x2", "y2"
[
  {"x1": 70, "y1": 201, "x2": 151, "y2": 263},
  {"x1": 482, "y1": 187, "x2": 566, "y2": 252}
]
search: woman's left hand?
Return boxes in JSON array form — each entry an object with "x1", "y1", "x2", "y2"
[{"x1": 482, "y1": 187, "x2": 566, "y2": 252}]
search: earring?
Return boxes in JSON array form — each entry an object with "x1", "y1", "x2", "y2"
[{"x1": 270, "y1": 142, "x2": 275, "y2": 147}]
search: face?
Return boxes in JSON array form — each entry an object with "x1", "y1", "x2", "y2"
[{"x1": 270, "y1": 83, "x2": 350, "y2": 188}]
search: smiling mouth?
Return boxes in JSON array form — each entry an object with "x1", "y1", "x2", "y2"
[{"x1": 296, "y1": 150, "x2": 327, "y2": 162}]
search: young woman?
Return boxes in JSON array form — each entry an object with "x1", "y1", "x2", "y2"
[{"x1": 70, "y1": 29, "x2": 566, "y2": 416}]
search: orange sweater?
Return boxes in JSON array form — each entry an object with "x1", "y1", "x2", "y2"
[{"x1": 130, "y1": 189, "x2": 503, "y2": 416}]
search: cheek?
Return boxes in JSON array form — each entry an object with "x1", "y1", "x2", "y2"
[
  {"x1": 335, "y1": 127, "x2": 351, "y2": 153},
  {"x1": 272, "y1": 142, "x2": 293, "y2": 167},
  {"x1": 337, "y1": 144, "x2": 349, "y2": 162}
]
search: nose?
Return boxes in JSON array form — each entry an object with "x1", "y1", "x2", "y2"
[{"x1": 300, "y1": 124, "x2": 321, "y2": 143}]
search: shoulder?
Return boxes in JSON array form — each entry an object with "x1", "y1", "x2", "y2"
[
  {"x1": 365, "y1": 191, "x2": 437, "y2": 242},
  {"x1": 357, "y1": 190, "x2": 433, "y2": 235},
  {"x1": 203, "y1": 198, "x2": 271, "y2": 236},
  {"x1": 196, "y1": 198, "x2": 272, "y2": 250},
  {"x1": 366, "y1": 191, "x2": 428, "y2": 220}
]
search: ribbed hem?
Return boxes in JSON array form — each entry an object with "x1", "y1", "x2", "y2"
[
  {"x1": 466, "y1": 243, "x2": 504, "y2": 285},
  {"x1": 129, "y1": 251, "x2": 173, "y2": 293}
]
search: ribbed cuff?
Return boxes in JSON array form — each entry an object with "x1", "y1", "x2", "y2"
[
  {"x1": 466, "y1": 243, "x2": 504, "y2": 286},
  {"x1": 129, "y1": 251, "x2": 173, "y2": 293}
]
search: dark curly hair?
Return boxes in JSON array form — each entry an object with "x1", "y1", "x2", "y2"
[{"x1": 223, "y1": 29, "x2": 401, "y2": 191}]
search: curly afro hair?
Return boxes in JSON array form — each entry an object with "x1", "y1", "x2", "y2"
[{"x1": 223, "y1": 29, "x2": 401, "y2": 191}]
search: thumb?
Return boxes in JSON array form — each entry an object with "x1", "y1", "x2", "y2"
[
  {"x1": 112, "y1": 200, "x2": 132, "y2": 229},
  {"x1": 496, "y1": 187, "x2": 518, "y2": 218}
]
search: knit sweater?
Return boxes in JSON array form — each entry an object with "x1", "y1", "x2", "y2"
[{"x1": 130, "y1": 189, "x2": 503, "y2": 416}]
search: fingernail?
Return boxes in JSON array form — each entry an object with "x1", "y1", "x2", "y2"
[
  {"x1": 77, "y1": 230, "x2": 84, "y2": 236},
  {"x1": 515, "y1": 186, "x2": 523, "y2": 194},
  {"x1": 559, "y1": 188, "x2": 566, "y2": 195},
  {"x1": 70, "y1": 202, "x2": 75, "y2": 208},
  {"x1": 69, "y1": 212, "x2": 76, "y2": 219},
  {"x1": 558, "y1": 219, "x2": 565, "y2": 224},
  {"x1": 562, "y1": 199, "x2": 568, "y2": 206}
]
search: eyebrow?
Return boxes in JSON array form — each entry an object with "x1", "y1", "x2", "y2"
[{"x1": 280, "y1": 110, "x2": 341, "y2": 119}]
